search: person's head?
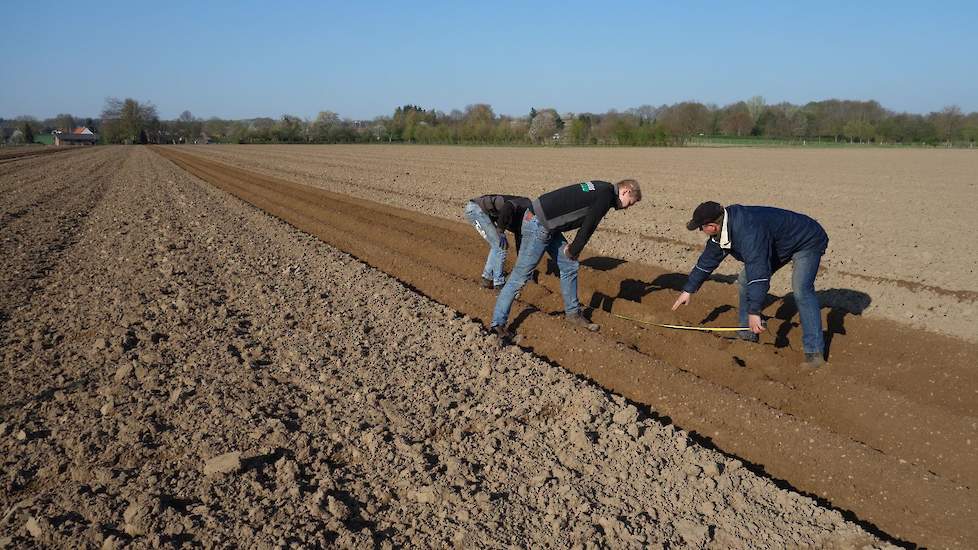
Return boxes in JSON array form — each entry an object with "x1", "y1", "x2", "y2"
[
  {"x1": 616, "y1": 179, "x2": 642, "y2": 209},
  {"x1": 686, "y1": 201, "x2": 724, "y2": 236}
]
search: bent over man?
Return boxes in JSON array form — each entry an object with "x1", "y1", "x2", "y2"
[
  {"x1": 490, "y1": 179, "x2": 642, "y2": 341},
  {"x1": 464, "y1": 195, "x2": 532, "y2": 289},
  {"x1": 672, "y1": 201, "x2": 829, "y2": 367}
]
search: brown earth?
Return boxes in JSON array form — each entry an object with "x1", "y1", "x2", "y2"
[
  {"x1": 0, "y1": 146, "x2": 76, "y2": 165},
  {"x1": 0, "y1": 147, "x2": 894, "y2": 548},
  {"x1": 150, "y1": 145, "x2": 978, "y2": 548},
  {"x1": 176, "y1": 144, "x2": 978, "y2": 342}
]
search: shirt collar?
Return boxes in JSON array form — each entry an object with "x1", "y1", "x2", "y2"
[{"x1": 712, "y1": 207, "x2": 732, "y2": 249}]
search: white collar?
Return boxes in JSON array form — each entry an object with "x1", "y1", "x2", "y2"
[{"x1": 717, "y1": 208, "x2": 731, "y2": 249}]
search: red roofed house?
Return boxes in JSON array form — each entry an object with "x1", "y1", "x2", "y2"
[{"x1": 54, "y1": 127, "x2": 97, "y2": 146}]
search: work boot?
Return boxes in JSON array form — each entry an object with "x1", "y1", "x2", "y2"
[
  {"x1": 566, "y1": 311, "x2": 599, "y2": 332},
  {"x1": 801, "y1": 352, "x2": 825, "y2": 368},
  {"x1": 480, "y1": 277, "x2": 493, "y2": 289},
  {"x1": 490, "y1": 325, "x2": 513, "y2": 344}
]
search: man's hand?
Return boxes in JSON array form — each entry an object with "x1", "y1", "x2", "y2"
[
  {"x1": 748, "y1": 314, "x2": 765, "y2": 334},
  {"x1": 672, "y1": 291, "x2": 691, "y2": 311},
  {"x1": 562, "y1": 244, "x2": 578, "y2": 261},
  {"x1": 499, "y1": 235, "x2": 508, "y2": 250}
]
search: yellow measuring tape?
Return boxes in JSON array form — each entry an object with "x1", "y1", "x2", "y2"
[{"x1": 609, "y1": 312, "x2": 749, "y2": 332}]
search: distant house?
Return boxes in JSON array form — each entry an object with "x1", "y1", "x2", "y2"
[
  {"x1": 53, "y1": 127, "x2": 97, "y2": 146},
  {"x1": 194, "y1": 132, "x2": 214, "y2": 145}
]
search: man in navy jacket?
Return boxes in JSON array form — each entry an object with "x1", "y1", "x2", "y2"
[{"x1": 672, "y1": 201, "x2": 829, "y2": 367}]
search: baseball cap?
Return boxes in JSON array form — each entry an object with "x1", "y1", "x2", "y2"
[{"x1": 686, "y1": 201, "x2": 723, "y2": 230}]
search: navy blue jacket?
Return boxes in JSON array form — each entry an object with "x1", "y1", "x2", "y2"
[{"x1": 682, "y1": 205, "x2": 828, "y2": 314}]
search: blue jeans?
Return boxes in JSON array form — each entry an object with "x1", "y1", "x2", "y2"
[
  {"x1": 491, "y1": 215, "x2": 580, "y2": 327},
  {"x1": 737, "y1": 248, "x2": 824, "y2": 355},
  {"x1": 464, "y1": 201, "x2": 507, "y2": 286}
]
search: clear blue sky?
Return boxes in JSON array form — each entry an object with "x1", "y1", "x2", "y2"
[{"x1": 2, "y1": 1, "x2": 976, "y2": 120}]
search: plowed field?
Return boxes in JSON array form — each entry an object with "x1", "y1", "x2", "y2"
[
  {"x1": 173, "y1": 143, "x2": 978, "y2": 343},
  {"x1": 2, "y1": 144, "x2": 974, "y2": 548},
  {"x1": 150, "y1": 145, "x2": 978, "y2": 548}
]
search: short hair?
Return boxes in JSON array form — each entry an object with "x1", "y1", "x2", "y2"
[{"x1": 617, "y1": 179, "x2": 642, "y2": 201}]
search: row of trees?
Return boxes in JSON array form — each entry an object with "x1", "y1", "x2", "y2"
[{"x1": 5, "y1": 96, "x2": 978, "y2": 147}]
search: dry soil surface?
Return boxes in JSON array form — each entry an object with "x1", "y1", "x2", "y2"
[
  {"x1": 0, "y1": 147, "x2": 897, "y2": 548},
  {"x1": 0, "y1": 146, "x2": 76, "y2": 165},
  {"x1": 177, "y1": 144, "x2": 978, "y2": 342},
  {"x1": 149, "y1": 146, "x2": 978, "y2": 548}
]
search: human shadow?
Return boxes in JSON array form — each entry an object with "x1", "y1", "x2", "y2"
[
  {"x1": 771, "y1": 288, "x2": 872, "y2": 360},
  {"x1": 509, "y1": 304, "x2": 541, "y2": 332},
  {"x1": 585, "y1": 265, "x2": 738, "y2": 314},
  {"x1": 699, "y1": 305, "x2": 735, "y2": 324},
  {"x1": 548, "y1": 256, "x2": 630, "y2": 277},
  {"x1": 588, "y1": 275, "x2": 677, "y2": 313},
  {"x1": 580, "y1": 256, "x2": 628, "y2": 271}
]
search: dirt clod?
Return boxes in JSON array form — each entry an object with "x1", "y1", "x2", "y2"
[
  {"x1": 24, "y1": 517, "x2": 42, "y2": 539},
  {"x1": 202, "y1": 452, "x2": 242, "y2": 477}
]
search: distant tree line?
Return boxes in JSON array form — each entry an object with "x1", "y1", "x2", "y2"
[{"x1": 4, "y1": 96, "x2": 978, "y2": 147}]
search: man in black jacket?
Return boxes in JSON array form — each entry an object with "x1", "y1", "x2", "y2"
[
  {"x1": 463, "y1": 195, "x2": 531, "y2": 289},
  {"x1": 490, "y1": 179, "x2": 642, "y2": 339}
]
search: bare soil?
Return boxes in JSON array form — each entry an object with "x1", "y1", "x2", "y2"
[
  {"x1": 0, "y1": 146, "x2": 77, "y2": 165},
  {"x1": 0, "y1": 147, "x2": 896, "y2": 548},
  {"x1": 146, "y1": 146, "x2": 978, "y2": 548}
]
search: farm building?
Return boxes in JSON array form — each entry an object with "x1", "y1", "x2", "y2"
[{"x1": 54, "y1": 127, "x2": 97, "y2": 146}]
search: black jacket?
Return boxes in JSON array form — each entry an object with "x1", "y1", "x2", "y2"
[
  {"x1": 472, "y1": 195, "x2": 531, "y2": 234},
  {"x1": 531, "y1": 181, "x2": 618, "y2": 257}
]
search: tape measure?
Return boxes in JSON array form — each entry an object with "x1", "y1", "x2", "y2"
[{"x1": 608, "y1": 312, "x2": 749, "y2": 332}]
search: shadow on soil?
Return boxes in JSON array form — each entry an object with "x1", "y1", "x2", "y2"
[
  {"x1": 579, "y1": 257, "x2": 872, "y2": 362},
  {"x1": 774, "y1": 288, "x2": 872, "y2": 360}
]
